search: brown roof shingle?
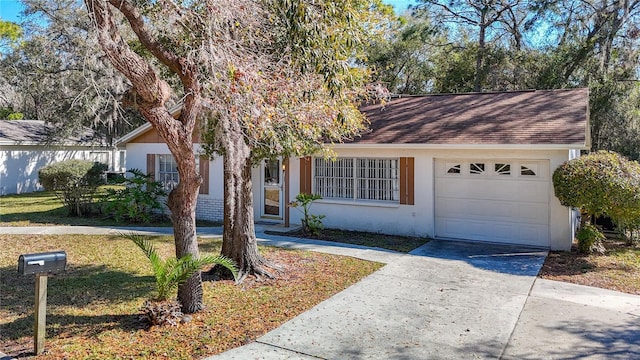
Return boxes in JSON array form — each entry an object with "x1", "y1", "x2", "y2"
[{"x1": 356, "y1": 88, "x2": 589, "y2": 145}]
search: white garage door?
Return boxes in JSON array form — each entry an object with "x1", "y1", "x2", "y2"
[{"x1": 435, "y1": 159, "x2": 550, "y2": 247}]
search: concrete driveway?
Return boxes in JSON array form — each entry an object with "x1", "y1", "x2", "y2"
[
  {"x1": 209, "y1": 239, "x2": 548, "y2": 359},
  {"x1": 209, "y1": 237, "x2": 640, "y2": 359}
]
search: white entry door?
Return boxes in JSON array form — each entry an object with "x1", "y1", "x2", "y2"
[
  {"x1": 434, "y1": 159, "x2": 550, "y2": 247},
  {"x1": 261, "y1": 159, "x2": 283, "y2": 219}
]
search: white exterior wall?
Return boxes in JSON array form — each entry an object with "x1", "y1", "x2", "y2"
[
  {"x1": 288, "y1": 148, "x2": 431, "y2": 237},
  {"x1": 567, "y1": 149, "x2": 582, "y2": 248},
  {"x1": 125, "y1": 141, "x2": 578, "y2": 250},
  {"x1": 0, "y1": 145, "x2": 113, "y2": 195},
  {"x1": 125, "y1": 142, "x2": 225, "y2": 221},
  {"x1": 287, "y1": 147, "x2": 576, "y2": 250}
]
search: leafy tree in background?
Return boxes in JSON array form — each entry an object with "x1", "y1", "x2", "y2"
[
  {"x1": 416, "y1": 0, "x2": 528, "y2": 92},
  {"x1": 0, "y1": 20, "x2": 22, "y2": 49},
  {"x1": 0, "y1": 0, "x2": 143, "y2": 145},
  {"x1": 365, "y1": 15, "x2": 442, "y2": 94}
]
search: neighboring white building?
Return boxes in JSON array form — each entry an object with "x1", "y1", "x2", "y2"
[
  {"x1": 118, "y1": 88, "x2": 590, "y2": 250},
  {"x1": 0, "y1": 120, "x2": 124, "y2": 195}
]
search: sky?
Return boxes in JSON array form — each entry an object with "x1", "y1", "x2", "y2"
[
  {"x1": 0, "y1": 0, "x2": 417, "y2": 23},
  {"x1": 0, "y1": 1, "x2": 22, "y2": 22}
]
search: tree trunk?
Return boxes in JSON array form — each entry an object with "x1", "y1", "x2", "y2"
[
  {"x1": 474, "y1": 23, "x2": 486, "y2": 92},
  {"x1": 221, "y1": 157, "x2": 273, "y2": 281},
  {"x1": 86, "y1": 0, "x2": 205, "y2": 314},
  {"x1": 167, "y1": 158, "x2": 203, "y2": 313},
  {"x1": 218, "y1": 117, "x2": 274, "y2": 282}
]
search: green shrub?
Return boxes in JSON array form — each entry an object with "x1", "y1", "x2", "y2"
[
  {"x1": 290, "y1": 193, "x2": 325, "y2": 235},
  {"x1": 103, "y1": 169, "x2": 167, "y2": 223},
  {"x1": 576, "y1": 224, "x2": 606, "y2": 254},
  {"x1": 553, "y1": 151, "x2": 640, "y2": 241},
  {"x1": 7, "y1": 112, "x2": 24, "y2": 120},
  {"x1": 38, "y1": 159, "x2": 107, "y2": 216}
]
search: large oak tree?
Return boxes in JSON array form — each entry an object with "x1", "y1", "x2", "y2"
[{"x1": 85, "y1": 0, "x2": 390, "y2": 312}]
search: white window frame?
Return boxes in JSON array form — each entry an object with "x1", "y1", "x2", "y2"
[
  {"x1": 158, "y1": 155, "x2": 179, "y2": 191},
  {"x1": 118, "y1": 150, "x2": 126, "y2": 172},
  {"x1": 156, "y1": 155, "x2": 200, "y2": 191},
  {"x1": 314, "y1": 157, "x2": 399, "y2": 202}
]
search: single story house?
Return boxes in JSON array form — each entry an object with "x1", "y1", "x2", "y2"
[
  {"x1": 118, "y1": 88, "x2": 590, "y2": 250},
  {"x1": 0, "y1": 120, "x2": 123, "y2": 195}
]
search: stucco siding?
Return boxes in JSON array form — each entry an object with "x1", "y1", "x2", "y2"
[
  {"x1": 125, "y1": 141, "x2": 575, "y2": 250},
  {"x1": 286, "y1": 147, "x2": 574, "y2": 250},
  {"x1": 0, "y1": 146, "x2": 113, "y2": 195}
]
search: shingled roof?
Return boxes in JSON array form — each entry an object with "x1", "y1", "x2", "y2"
[
  {"x1": 0, "y1": 120, "x2": 98, "y2": 145},
  {"x1": 356, "y1": 88, "x2": 589, "y2": 146}
]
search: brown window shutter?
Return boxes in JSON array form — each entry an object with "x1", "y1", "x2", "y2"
[
  {"x1": 199, "y1": 156, "x2": 209, "y2": 195},
  {"x1": 399, "y1": 157, "x2": 414, "y2": 205},
  {"x1": 299, "y1": 156, "x2": 312, "y2": 195},
  {"x1": 147, "y1": 154, "x2": 156, "y2": 180}
]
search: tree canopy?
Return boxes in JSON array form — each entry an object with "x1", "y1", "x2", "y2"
[
  {"x1": 85, "y1": 0, "x2": 392, "y2": 312},
  {"x1": 0, "y1": 0, "x2": 143, "y2": 144}
]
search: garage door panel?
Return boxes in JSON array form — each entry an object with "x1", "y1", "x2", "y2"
[
  {"x1": 436, "y1": 217, "x2": 549, "y2": 246},
  {"x1": 436, "y1": 178, "x2": 548, "y2": 203},
  {"x1": 435, "y1": 197, "x2": 548, "y2": 224},
  {"x1": 434, "y1": 159, "x2": 550, "y2": 247}
]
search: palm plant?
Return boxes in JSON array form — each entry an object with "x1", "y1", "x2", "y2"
[
  {"x1": 124, "y1": 233, "x2": 238, "y2": 301},
  {"x1": 123, "y1": 233, "x2": 237, "y2": 326}
]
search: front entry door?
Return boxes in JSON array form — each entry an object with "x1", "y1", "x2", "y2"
[{"x1": 262, "y1": 159, "x2": 282, "y2": 218}]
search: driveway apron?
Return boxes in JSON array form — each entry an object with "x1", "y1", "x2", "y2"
[{"x1": 210, "y1": 239, "x2": 547, "y2": 360}]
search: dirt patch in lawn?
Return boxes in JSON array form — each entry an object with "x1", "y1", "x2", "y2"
[
  {"x1": 283, "y1": 228, "x2": 430, "y2": 253},
  {"x1": 540, "y1": 239, "x2": 640, "y2": 295}
]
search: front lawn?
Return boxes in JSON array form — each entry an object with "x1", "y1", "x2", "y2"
[
  {"x1": 540, "y1": 239, "x2": 640, "y2": 295},
  {"x1": 0, "y1": 191, "x2": 218, "y2": 227},
  {"x1": 0, "y1": 234, "x2": 383, "y2": 358}
]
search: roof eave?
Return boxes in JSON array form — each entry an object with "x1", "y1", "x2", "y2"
[
  {"x1": 327, "y1": 143, "x2": 590, "y2": 150},
  {"x1": 116, "y1": 123, "x2": 153, "y2": 145},
  {"x1": 115, "y1": 103, "x2": 183, "y2": 146}
]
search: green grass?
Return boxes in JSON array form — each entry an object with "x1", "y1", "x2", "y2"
[
  {"x1": 0, "y1": 190, "x2": 219, "y2": 227},
  {"x1": 0, "y1": 234, "x2": 383, "y2": 358},
  {"x1": 285, "y1": 228, "x2": 430, "y2": 253}
]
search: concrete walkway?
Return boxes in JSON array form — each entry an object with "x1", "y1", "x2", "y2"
[{"x1": 3, "y1": 226, "x2": 640, "y2": 359}]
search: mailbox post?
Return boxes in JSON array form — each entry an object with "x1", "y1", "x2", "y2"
[
  {"x1": 35, "y1": 273, "x2": 48, "y2": 354},
  {"x1": 18, "y1": 251, "x2": 67, "y2": 355}
]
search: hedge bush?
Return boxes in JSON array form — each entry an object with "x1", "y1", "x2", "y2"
[
  {"x1": 553, "y1": 150, "x2": 640, "y2": 245},
  {"x1": 576, "y1": 223, "x2": 606, "y2": 254},
  {"x1": 38, "y1": 159, "x2": 107, "y2": 216}
]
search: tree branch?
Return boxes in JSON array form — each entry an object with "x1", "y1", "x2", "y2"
[{"x1": 105, "y1": 0, "x2": 200, "y2": 132}]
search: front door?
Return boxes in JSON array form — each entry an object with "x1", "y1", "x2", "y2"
[{"x1": 262, "y1": 159, "x2": 283, "y2": 219}]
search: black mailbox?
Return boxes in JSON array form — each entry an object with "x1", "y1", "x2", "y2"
[{"x1": 18, "y1": 251, "x2": 67, "y2": 275}]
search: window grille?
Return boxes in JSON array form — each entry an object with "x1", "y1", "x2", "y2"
[
  {"x1": 158, "y1": 155, "x2": 179, "y2": 191},
  {"x1": 314, "y1": 157, "x2": 399, "y2": 202}
]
